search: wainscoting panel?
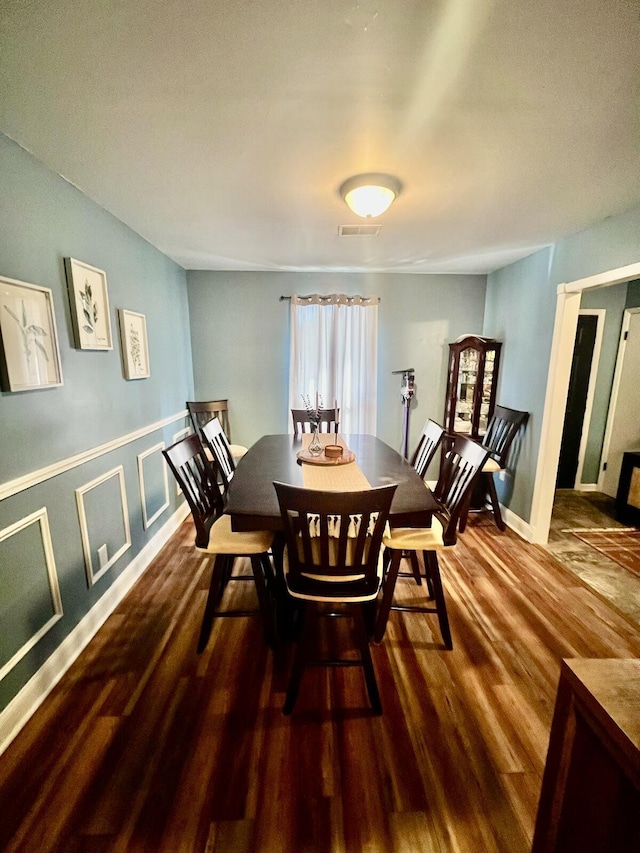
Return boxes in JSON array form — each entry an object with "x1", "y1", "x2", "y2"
[
  {"x1": 137, "y1": 442, "x2": 170, "y2": 530},
  {"x1": 75, "y1": 466, "x2": 132, "y2": 587},
  {"x1": 0, "y1": 509, "x2": 62, "y2": 683}
]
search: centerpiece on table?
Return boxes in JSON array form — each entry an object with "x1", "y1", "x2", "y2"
[{"x1": 302, "y1": 392, "x2": 324, "y2": 455}]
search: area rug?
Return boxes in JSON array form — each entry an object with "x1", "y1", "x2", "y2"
[{"x1": 572, "y1": 528, "x2": 640, "y2": 578}]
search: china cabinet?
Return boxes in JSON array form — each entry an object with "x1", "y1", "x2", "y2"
[{"x1": 443, "y1": 335, "x2": 502, "y2": 439}]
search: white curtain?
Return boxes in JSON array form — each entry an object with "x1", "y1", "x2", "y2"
[{"x1": 288, "y1": 294, "x2": 379, "y2": 434}]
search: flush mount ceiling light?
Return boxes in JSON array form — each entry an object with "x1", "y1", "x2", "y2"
[{"x1": 339, "y1": 173, "x2": 402, "y2": 218}]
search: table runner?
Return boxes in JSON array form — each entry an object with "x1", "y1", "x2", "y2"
[{"x1": 300, "y1": 433, "x2": 371, "y2": 491}]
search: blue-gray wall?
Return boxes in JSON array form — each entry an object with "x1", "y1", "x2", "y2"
[
  {"x1": 0, "y1": 135, "x2": 194, "y2": 711},
  {"x1": 484, "y1": 202, "x2": 640, "y2": 523},
  {"x1": 186, "y1": 271, "x2": 487, "y2": 459}
]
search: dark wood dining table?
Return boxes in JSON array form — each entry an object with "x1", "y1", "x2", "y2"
[
  {"x1": 226, "y1": 433, "x2": 440, "y2": 644},
  {"x1": 227, "y1": 433, "x2": 439, "y2": 531}
]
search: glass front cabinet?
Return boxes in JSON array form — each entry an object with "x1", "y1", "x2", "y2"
[{"x1": 443, "y1": 335, "x2": 502, "y2": 440}]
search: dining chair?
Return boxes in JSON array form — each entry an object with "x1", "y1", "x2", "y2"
[
  {"x1": 201, "y1": 416, "x2": 236, "y2": 495},
  {"x1": 273, "y1": 481, "x2": 397, "y2": 715},
  {"x1": 374, "y1": 435, "x2": 489, "y2": 649},
  {"x1": 459, "y1": 405, "x2": 529, "y2": 532},
  {"x1": 163, "y1": 434, "x2": 275, "y2": 652},
  {"x1": 403, "y1": 419, "x2": 445, "y2": 588},
  {"x1": 187, "y1": 399, "x2": 248, "y2": 461},
  {"x1": 291, "y1": 408, "x2": 339, "y2": 436}
]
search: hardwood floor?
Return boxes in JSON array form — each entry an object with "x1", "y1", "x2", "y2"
[{"x1": 1, "y1": 516, "x2": 639, "y2": 852}]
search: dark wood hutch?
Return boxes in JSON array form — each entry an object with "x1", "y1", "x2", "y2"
[{"x1": 443, "y1": 335, "x2": 502, "y2": 440}]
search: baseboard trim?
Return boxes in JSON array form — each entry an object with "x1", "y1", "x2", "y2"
[
  {"x1": 502, "y1": 505, "x2": 535, "y2": 542},
  {"x1": 0, "y1": 503, "x2": 190, "y2": 758},
  {"x1": 576, "y1": 483, "x2": 599, "y2": 492}
]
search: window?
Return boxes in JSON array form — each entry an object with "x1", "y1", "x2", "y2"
[{"x1": 288, "y1": 294, "x2": 379, "y2": 434}]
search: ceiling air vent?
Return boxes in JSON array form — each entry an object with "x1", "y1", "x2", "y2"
[{"x1": 338, "y1": 224, "x2": 381, "y2": 237}]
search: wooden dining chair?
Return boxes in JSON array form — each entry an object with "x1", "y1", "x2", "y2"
[
  {"x1": 374, "y1": 435, "x2": 489, "y2": 649},
  {"x1": 291, "y1": 408, "x2": 339, "y2": 436},
  {"x1": 201, "y1": 416, "x2": 236, "y2": 494},
  {"x1": 403, "y1": 419, "x2": 445, "y2": 588},
  {"x1": 273, "y1": 481, "x2": 397, "y2": 715},
  {"x1": 187, "y1": 399, "x2": 248, "y2": 460},
  {"x1": 163, "y1": 434, "x2": 275, "y2": 652},
  {"x1": 459, "y1": 405, "x2": 529, "y2": 532}
]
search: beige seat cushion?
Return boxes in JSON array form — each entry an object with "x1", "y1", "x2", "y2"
[
  {"x1": 196, "y1": 513, "x2": 273, "y2": 556},
  {"x1": 230, "y1": 443, "x2": 248, "y2": 459},
  {"x1": 382, "y1": 515, "x2": 445, "y2": 552},
  {"x1": 482, "y1": 457, "x2": 501, "y2": 473},
  {"x1": 283, "y1": 546, "x2": 384, "y2": 603}
]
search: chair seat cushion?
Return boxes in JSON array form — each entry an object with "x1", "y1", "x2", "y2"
[
  {"x1": 283, "y1": 548, "x2": 384, "y2": 603},
  {"x1": 230, "y1": 444, "x2": 248, "y2": 459},
  {"x1": 196, "y1": 513, "x2": 273, "y2": 555},
  {"x1": 482, "y1": 456, "x2": 502, "y2": 473},
  {"x1": 382, "y1": 515, "x2": 445, "y2": 551}
]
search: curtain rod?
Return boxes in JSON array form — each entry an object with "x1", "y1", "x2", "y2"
[{"x1": 279, "y1": 295, "x2": 380, "y2": 302}]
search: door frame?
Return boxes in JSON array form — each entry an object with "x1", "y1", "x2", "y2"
[
  {"x1": 529, "y1": 260, "x2": 640, "y2": 544},
  {"x1": 598, "y1": 306, "x2": 640, "y2": 492},
  {"x1": 572, "y1": 309, "x2": 605, "y2": 491}
]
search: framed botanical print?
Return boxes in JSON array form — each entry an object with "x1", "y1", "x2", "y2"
[
  {"x1": 0, "y1": 275, "x2": 64, "y2": 392},
  {"x1": 118, "y1": 309, "x2": 150, "y2": 379},
  {"x1": 64, "y1": 257, "x2": 113, "y2": 350}
]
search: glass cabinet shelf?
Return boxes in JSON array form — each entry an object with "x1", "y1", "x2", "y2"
[{"x1": 444, "y1": 335, "x2": 502, "y2": 441}]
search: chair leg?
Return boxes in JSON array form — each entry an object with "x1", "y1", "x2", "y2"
[
  {"x1": 486, "y1": 472, "x2": 506, "y2": 531},
  {"x1": 197, "y1": 554, "x2": 228, "y2": 653},
  {"x1": 424, "y1": 551, "x2": 453, "y2": 650},
  {"x1": 250, "y1": 554, "x2": 278, "y2": 649},
  {"x1": 354, "y1": 604, "x2": 382, "y2": 714},
  {"x1": 283, "y1": 603, "x2": 309, "y2": 715},
  {"x1": 409, "y1": 550, "x2": 422, "y2": 585},
  {"x1": 373, "y1": 549, "x2": 403, "y2": 643},
  {"x1": 458, "y1": 490, "x2": 471, "y2": 533}
]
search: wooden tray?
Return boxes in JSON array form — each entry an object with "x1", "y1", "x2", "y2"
[{"x1": 297, "y1": 448, "x2": 356, "y2": 466}]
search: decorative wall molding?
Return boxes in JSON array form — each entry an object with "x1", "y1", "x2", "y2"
[
  {"x1": 0, "y1": 502, "x2": 190, "y2": 758},
  {"x1": 0, "y1": 508, "x2": 63, "y2": 683},
  {"x1": 0, "y1": 410, "x2": 188, "y2": 502},
  {"x1": 137, "y1": 442, "x2": 170, "y2": 529},
  {"x1": 75, "y1": 466, "x2": 132, "y2": 586},
  {"x1": 503, "y1": 505, "x2": 534, "y2": 542}
]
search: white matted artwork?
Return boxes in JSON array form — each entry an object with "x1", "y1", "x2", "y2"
[
  {"x1": 0, "y1": 275, "x2": 64, "y2": 392},
  {"x1": 118, "y1": 309, "x2": 150, "y2": 379},
  {"x1": 64, "y1": 258, "x2": 113, "y2": 350}
]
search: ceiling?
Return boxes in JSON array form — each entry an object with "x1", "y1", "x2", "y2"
[{"x1": 1, "y1": 0, "x2": 640, "y2": 275}]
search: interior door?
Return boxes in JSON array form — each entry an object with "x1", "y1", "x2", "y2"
[
  {"x1": 556, "y1": 314, "x2": 598, "y2": 489},
  {"x1": 601, "y1": 310, "x2": 640, "y2": 497}
]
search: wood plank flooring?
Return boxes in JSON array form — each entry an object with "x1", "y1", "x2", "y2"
[{"x1": 1, "y1": 516, "x2": 639, "y2": 852}]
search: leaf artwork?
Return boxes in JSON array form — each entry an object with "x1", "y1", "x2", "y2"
[
  {"x1": 79, "y1": 279, "x2": 99, "y2": 335},
  {"x1": 4, "y1": 300, "x2": 49, "y2": 364},
  {"x1": 129, "y1": 325, "x2": 143, "y2": 372}
]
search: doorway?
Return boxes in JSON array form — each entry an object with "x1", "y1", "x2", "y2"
[
  {"x1": 556, "y1": 312, "x2": 601, "y2": 489},
  {"x1": 600, "y1": 308, "x2": 640, "y2": 497}
]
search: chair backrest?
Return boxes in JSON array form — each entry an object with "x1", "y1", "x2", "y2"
[
  {"x1": 162, "y1": 434, "x2": 224, "y2": 548},
  {"x1": 291, "y1": 408, "x2": 340, "y2": 435},
  {"x1": 482, "y1": 405, "x2": 529, "y2": 467},
  {"x1": 201, "y1": 416, "x2": 236, "y2": 491},
  {"x1": 410, "y1": 419, "x2": 445, "y2": 479},
  {"x1": 187, "y1": 400, "x2": 233, "y2": 441},
  {"x1": 273, "y1": 482, "x2": 397, "y2": 598},
  {"x1": 434, "y1": 435, "x2": 490, "y2": 545}
]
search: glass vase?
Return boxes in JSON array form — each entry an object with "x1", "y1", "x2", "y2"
[{"x1": 308, "y1": 423, "x2": 323, "y2": 455}]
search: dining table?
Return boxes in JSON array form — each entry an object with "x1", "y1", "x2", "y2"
[
  {"x1": 226, "y1": 432, "x2": 440, "y2": 531},
  {"x1": 226, "y1": 432, "x2": 441, "y2": 644}
]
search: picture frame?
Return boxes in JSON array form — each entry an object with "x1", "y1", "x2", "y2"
[
  {"x1": 118, "y1": 309, "x2": 150, "y2": 379},
  {"x1": 0, "y1": 275, "x2": 64, "y2": 392},
  {"x1": 64, "y1": 257, "x2": 113, "y2": 350}
]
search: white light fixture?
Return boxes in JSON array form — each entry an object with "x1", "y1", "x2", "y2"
[{"x1": 339, "y1": 173, "x2": 402, "y2": 218}]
